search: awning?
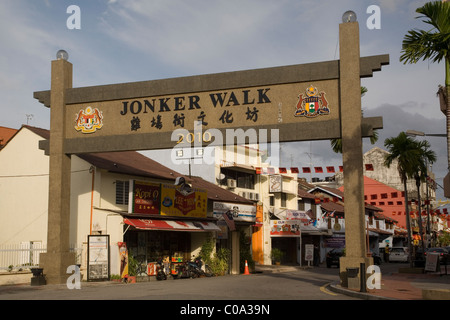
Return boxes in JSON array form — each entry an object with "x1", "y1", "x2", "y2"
[{"x1": 124, "y1": 218, "x2": 221, "y2": 232}]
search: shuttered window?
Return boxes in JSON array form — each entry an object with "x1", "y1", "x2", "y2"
[{"x1": 116, "y1": 180, "x2": 129, "y2": 205}]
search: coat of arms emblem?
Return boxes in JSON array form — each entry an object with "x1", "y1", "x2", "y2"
[
  {"x1": 294, "y1": 85, "x2": 330, "y2": 118},
  {"x1": 74, "y1": 106, "x2": 103, "y2": 133}
]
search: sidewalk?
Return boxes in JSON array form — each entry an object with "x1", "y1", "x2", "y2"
[
  {"x1": 330, "y1": 269, "x2": 450, "y2": 300},
  {"x1": 255, "y1": 263, "x2": 450, "y2": 300}
]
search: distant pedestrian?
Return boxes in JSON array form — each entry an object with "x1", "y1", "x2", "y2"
[{"x1": 384, "y1": 245, "x2": 390, "y2": 263}]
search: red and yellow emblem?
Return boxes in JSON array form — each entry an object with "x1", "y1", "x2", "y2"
[
  {"x1": 294, "y1": 85, "x2": 330, "y2": 118},
  {"x1": 74, "y1": 106, "x2": 103, "y2": 133}
]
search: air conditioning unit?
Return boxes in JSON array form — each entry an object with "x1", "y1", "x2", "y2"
[{"x1": 227, "y1": 179, "x2": 237, "y2": 188}]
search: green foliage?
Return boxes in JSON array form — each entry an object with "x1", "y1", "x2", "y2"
[
  {"x1": 400, "y1": 1, "x2": 450, "y2": 85},
  {"x1": 271, "y1": 248, "x2": 283, "y2": 262},
  {"x1": 438, "y1": 232, "x2": 450, "y2": 246},
  {"x1": 200, "y1": 234, "x2": 230, "y2": 276},
  {"x1": 127, "y1": 254, "x2": 138, "y2": 276}
]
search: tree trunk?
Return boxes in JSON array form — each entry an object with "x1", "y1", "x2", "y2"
[{"x1": 403, "y1": 179, "x2": 413, "y2": 268}]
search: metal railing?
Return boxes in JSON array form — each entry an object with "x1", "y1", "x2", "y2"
[{"x1": 0, "y1": 244, "x2": 83, "y2": 272}]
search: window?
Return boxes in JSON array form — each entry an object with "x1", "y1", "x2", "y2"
[
  {"x1": 281, "y1": 193, "x2": 287, "y2": 207},
  {"x1": 220, "y1": 168, "x2": 255, "y2": 189},
  {"x1": 116, "y1": 180, "x2": 129, "y2": 205}
]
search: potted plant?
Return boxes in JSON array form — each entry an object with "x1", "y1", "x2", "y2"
[
  {"x1": 271, "y1": 248, "x2": 283, "y2": 265},
  {"x1": 127, "y1": 255, "x2": 138, "y2": 283}
]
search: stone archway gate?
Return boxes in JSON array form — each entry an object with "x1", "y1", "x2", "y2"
[{"x1": 34, "y1": 21, "x2": 388, "y2": 287}]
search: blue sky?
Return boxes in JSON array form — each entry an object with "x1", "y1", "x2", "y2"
[{"x1": 0, "y1": 0, "x2": 447, "y2": 198}]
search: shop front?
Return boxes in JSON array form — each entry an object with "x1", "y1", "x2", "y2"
[
  {"x1": 118, "y1": 180, "x2": 220, "y2": 278},
  {"x1": 270, "y1": 219, "x2": 301, "y2": 265},
  {"x1": 213, "y1": 201, "x2": 256, "y2": 274}
]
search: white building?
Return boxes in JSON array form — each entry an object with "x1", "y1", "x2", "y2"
[{"x1": 0, "y1": 126, "x2": 252, "y2": 278}]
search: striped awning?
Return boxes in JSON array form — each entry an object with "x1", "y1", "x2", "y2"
[{"x1": 124, "y1": 218, "x2": 220, "y2": 232}]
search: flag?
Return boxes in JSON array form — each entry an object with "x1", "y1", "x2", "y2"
[
  {"x1": 302, "y1": 167, "x2": 311, "y2": 173},
  {"x1": 314, "y1": 167, "x2": 323, "y2": 173},
  {"x1": 365, "y1": 164, "x2": 374, "y2": 171},
  {"x1": 290, "y1": 167, "x2": 299, "y2": 174},
  {"x1": 339, "y1": 166, "x2": 344, "y2": 172},
  {"x1": 267, "y1": 167, "x2": 275, "y2": 174},
  {"x1": 326, "y1": 166, "x2": 335, "y2": 173},
  {"x1": 255, "y1": 167, "x2": 262, "y2": 174},
  {"x1": 223, "y1": 211, "x2": 236, "y2": 231},
  {"x1": 279, "y1": 167, "x2": 287, "y2": 174}
]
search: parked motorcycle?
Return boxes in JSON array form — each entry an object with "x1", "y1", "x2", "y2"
[
  {"x1": 173, "y1": 262, "x2": 194, "y2": 279},
  {"x1": 156, "y1": 258, "x2": 167, "y2": 281},
  {"x1": 187, "y1": 256, "x2": 205, "y2": 278}
]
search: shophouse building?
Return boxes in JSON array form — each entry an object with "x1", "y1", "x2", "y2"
[{"x1": 0, "y1": 125, "x2": 253, "y2": 279}]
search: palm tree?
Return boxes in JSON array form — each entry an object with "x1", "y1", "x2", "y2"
[
  {"x1": 400, "y1": 0, "x2": 450, "y2": 183},
  {"x1": 331, "y1": 86, "x2": 378, "y2": 153},
  {"x1": 384, "y1": 132, "x2": 436, "y2": 266}
]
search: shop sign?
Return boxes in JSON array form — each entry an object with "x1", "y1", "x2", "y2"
[
  {"x1": 324, "y1": 236, "x2": 345, "y2": 248},
  {"x1": 270, "y1": 220, "x2": 301, "y2": 237},
  {"x1": 269, "y1": 175, "x2": 282, "y2": 193},
  {"x1": 160, "y1": 184, "x2": 207, "y2": 218},
  {"x1": 213, "y1": 202, "x2": 256, "y2": 222},
  {"x1": 129, "y1": 180, "x2": 161, "y2": 215}
]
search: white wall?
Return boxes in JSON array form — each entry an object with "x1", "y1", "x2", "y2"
[{"x1": 0, "y1": 129, "x2": 49, "y2": 246}]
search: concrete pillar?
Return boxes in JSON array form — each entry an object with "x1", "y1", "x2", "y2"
[
  {"x1": 338, "y1": 21, "x2": 373, "y2": 289},
  {"x1": 230, "y1": 231, "x2": 240, "y2": 274},
  {"x1": 39, "y1": 57, "x2": 76, "y2": 284}
]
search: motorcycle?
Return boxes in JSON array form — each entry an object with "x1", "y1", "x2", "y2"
[
  {"x1": 187, "y1": 256, "x2": 214, "y2": 277},
  {"x1": 187, "y1": 256, "x2": 205, "y2": 278},
  {"x1": 172, "y1": 262, "x2": 194, "y2": 279},
  {"x1": 156, "y1": 258, "x2": 167, "y2": 281}
]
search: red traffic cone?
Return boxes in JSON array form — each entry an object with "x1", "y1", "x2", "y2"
[{"x1": 244, "y1": 260, "x2": 250, "y2": 275}]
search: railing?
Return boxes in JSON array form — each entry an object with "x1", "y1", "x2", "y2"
[{"x1": 0, "y1": 244, "x2": 83, "y2": 271}]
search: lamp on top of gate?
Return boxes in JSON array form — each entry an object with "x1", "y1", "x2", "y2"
[
  {"x1": 56, "y1": 49, "x2": 69, "y2": 61},
  {"x1": 342, "y1": 10, "x2": 357, "y2": 23}
]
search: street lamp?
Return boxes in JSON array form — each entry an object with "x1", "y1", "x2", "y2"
[{"x1": 406, "y1": 130, "x2": 446, "y2": 137}]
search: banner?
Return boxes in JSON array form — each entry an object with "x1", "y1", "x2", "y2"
[
  {"x1": 160, "y1": 184, "x2": 207, "y2": 218},
  {"x1": 270, "y1": 220, "x2": 301, "y2": 237},
  {"x1": 213, "y1": 202, "x2": 256, "y2": 222}
]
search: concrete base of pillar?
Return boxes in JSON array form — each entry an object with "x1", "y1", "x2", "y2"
[
  {"x1": 39, "y1": 251, "x2": 76, "y2": 285},
  {"x1": 339, "y1": 256, "x2": 373, "y2": 291}
]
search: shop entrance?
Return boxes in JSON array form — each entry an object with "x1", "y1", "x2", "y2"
[
  {"x1": 271, "y1": 237, "x2": 298, "y2": 265},
  {"x1": 124, "y1": 230, "x2": 191, "y2": 264}
]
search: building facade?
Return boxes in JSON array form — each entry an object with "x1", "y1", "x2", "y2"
[{"x1": 0, "y1": 126, "x2": 253, "y2": 278}]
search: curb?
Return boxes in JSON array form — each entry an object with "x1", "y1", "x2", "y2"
[{"x1": 328, "y1": 282, "x2": 396, "y2": 300}]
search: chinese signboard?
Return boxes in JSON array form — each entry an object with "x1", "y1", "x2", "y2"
[
  {"x1": 160, "y1": 184, "x2": 207, "y2": 218},
  {"x1": 129, "y1": 180, "x2": 160, "y2": 215}
]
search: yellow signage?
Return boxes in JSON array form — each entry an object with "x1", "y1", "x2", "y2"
[{"x1": 160, "y1": 184, "x2": 207, "y2": 218}]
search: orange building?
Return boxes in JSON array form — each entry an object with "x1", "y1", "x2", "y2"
[{"x1": 340, "y1": 176, "x2": 407, "y2": 229}]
